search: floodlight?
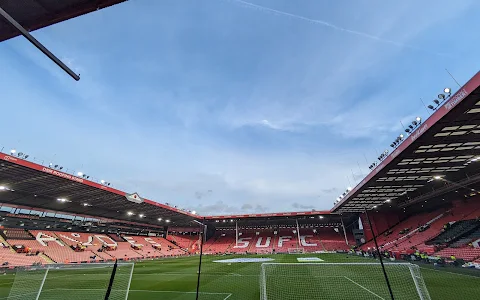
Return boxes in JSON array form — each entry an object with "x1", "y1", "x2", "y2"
[
  {"x1": 433, "y1": 99, "x2": 440, "y2": 105},
  {"x1": 24, "y1": 155, "x2": 29, "y2": 159},
  {"x1": 399, "y1": 134, "x2": 404, "y2": 139},
  {"x1": 83, "y1": 203, "x2": 89, "y2": 206},
  {"x1": 405, "y1": 128, "x2": 410, "y2": 133},
  {"x1": 192, "y1": 211, "x2": 196, "y2": 215},
  {"x1": 0, "y1": 186, "x2": 5, "y2": 190},
  {"x1": 166, "y1": 219, "x2": 171, "y2": 223},
  {"x1": 438, "y1": 94, "x2": 445, "y2": 100},
  {"x1": 416, "y1": 117, "x2": 421, "y2": 122},
  {"x1": 77, "y1": 172, "x2": 83, "y2": 176},
  {"x1": 385, "y1": 199, "x2": 391, "y2": 203},
  {"x1": 433, "y1": 175, "x2": 442, "y2": 180},
  {"x1": 158, "y1": 218, "x2": 162, "y2": 221},
  {"x1": 10, "y1": 149, "x2": 16, "y2": 154},
  {"x1": 319, "y1": 216, "x2": 324, "y2": 219},
  {"x1": 347, "y1": 187, "x2": 352, "y2": 191},
  {"x1": 139, "y1": 214, "x2": 145, "y2": 218},
  {"x1": 428, "y1": 105, "x2": 434, "y2": 110},
  {"x1": 373, "y1": 205, "x2": 377, "y2": 209},
  {"x1": 444, "y1": 88, "x2": 451, "y2": 94},
  {"x1": 100, "y1": 180, "x2": 105, "y2": 184},
  {"x1": 127, "y1": 211, "x2": 134, "y2": 216}
]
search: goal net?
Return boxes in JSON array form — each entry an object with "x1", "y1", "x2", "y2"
[
  {"x1": 288, "y1": 248, "x2": 305, "y2": 254},
  {"x1": 7, "y1": 262, "x2": 134, "y2": 300},
  {"x1": 260, "y1": 263, "x2": 431, "y2": 300}
]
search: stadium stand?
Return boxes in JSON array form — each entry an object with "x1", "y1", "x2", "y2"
[{"x1": 167, "y1": 234, "x2": 198, "y2": 251}]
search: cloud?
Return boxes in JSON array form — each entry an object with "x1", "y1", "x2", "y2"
[
  {"x1": 292, "y1": 202, "x2": 315, "y2": 210},
  {"x1": 226, "y1": 0, "x2": 447, "y2": 56}
]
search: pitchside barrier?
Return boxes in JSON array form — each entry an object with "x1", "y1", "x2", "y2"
[
  {"x1": 7, "y1": 262, "x2": 134, "y2": 300},
  {"x1": 287, "y1": 248, "x2": 305, "y2": 254},
  {"x1": 260, "y1": 263, "x2": 431, "y2": 300}
]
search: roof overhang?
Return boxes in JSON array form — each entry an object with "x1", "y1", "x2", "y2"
[
  {"x1": 0, "y1": 0, "x2": 126, "y2": 42},
  {"x1": 332, "y1": 71, "x2": 480, "y2": 213}
]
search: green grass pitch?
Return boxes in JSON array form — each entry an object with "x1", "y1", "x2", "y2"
[{"x1": 0, "y1": 253, "x2": 477, "y2": 299}]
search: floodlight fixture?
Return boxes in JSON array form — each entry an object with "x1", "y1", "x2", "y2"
[
  {"x1": 428, "y1": 105, "x2": 434, "y2": 110},
  {"x1": 385, "y1": 199, "x2": 391, "y2": 203},
  {"x1": 438, "y1": 94, "x2": 445, "y2": 100},
  {"x1": 433, "y1": 99, "x2": 440, "y2": 105},
  {"x1": 433, "y1": 175, "x2": 443, "y2": 180},
  {"x1": 0, "y1": 186, "x2": 5, "y2": 190},
  {"x1": 319, "y1": 216, "x2": 324, "y2": 219},
  {"x1": 10, "y1": 149, "x2": 16, "y2": 154},
  {"x1": 444, "y1": 87, "x2": 451, "y2": 94},
  {"x1": 77, "y1": 172, "x2": 83, "y2": 177},
  {"x1": 158, "y1": 218, "x2": 162, "y2": 221},
  {"x1": 139, "y1": 214, "x2": 145, "y2": 218},
  {"x1": 192, "y1": 211, "x2": 196, "y2": 215},
  {"x1": 347, "y1": 187, "x2": 352, "y2": 191},
  {"x1": 166, "y1": 219, "x2": 171, "y2": 223},
  {"x1": 127, "y1": 211, "x2": 134, "y2": 216}
]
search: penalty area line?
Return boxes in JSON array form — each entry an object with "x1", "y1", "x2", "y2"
[{"x1": 343, "y1": 276, "x2": 385, "y2": 300}]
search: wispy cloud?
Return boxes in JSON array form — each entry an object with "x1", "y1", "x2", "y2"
[{"x1": 225, "y1": 0, "x2": 448, "y2": 56}]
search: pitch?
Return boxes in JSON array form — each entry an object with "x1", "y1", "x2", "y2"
[{"x1": 0, "y1": 254, "x2": 477, "y2": 299}]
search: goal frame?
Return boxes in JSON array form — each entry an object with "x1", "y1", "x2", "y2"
[
  {"x1": 7, "y1": 262, "x2": 135, "y2": 300},
  {"x1": 259, "y1": 262, "x2": 431, "y2": 300}
]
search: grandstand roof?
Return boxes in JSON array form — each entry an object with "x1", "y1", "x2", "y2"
[
  {"x1": 0, "y1": 153, "x2": 330, "y2": 227},
  {"x1": 0, "y1": 154, "x2": 198, "y2": 226},
  {"x1": 0, "y1": 0, "x2": 126, "y2": 42},
  {"x1": 333, "y1": 71, "x2": 480, "y2": 213}
]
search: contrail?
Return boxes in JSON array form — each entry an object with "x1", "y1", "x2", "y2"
[{"x1": 225, "y1": 0, "x2": 448, "y2": 56}]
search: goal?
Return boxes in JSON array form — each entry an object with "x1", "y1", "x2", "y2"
[
  {"x1": 7, "y1": 262, "x2": 134, "y2": 300},
  {"x1": 288, "y1": 248, "x2": 305, "y2": 254},
  {"x1": 260, "y1": 263, "x2": 431, "y2": 300}
]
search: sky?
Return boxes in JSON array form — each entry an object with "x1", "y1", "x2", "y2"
[{"x1": 0, "y1": 0, "x2": 479, "y2": 216}]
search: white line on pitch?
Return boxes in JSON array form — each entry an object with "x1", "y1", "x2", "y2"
[
  {"x1": 343, "y1": 276, "x2": 385, "y2": 300},
  {"x1": 223, "y1": 293, "x2": 233, "y2": 300}
]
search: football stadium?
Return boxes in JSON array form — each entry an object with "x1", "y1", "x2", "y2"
[{"x1": 1, "y1": 1, "x2": 480, "y2": 299}]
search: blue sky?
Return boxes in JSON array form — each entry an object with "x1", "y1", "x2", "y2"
[{"x1": 1, "y1": 0, "x2": 479, "y2": 215}]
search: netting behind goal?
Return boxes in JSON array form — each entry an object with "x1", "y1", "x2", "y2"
[
  {"x1": 260, "y1": 263, "x2": 431, "y2": 300},
  {"x1": 7, "y1": 262, "x2": 134, "y2": 300}
]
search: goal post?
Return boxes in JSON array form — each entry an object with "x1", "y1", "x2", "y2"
[
  {"x1": 7, "y1": 262, "x2": 134, "y2": 300},
  {"x1": 288, "y1": 248, "x2": 305, "y2": 254},
  {"x1": 260, "y1": 263, "x2": 431, "y2": 300}
]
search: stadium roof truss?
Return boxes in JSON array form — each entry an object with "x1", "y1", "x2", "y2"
[
  {"x1": 0, "y1": 0, "x2": 126, "y2": 42},
  {"x1": 0, "y1": 153, "x2": 335, "y2": 227},
  {"x1": 0, "y1": 156, "x2": 199, "y2": 226},
  {"x1": 333, "y1": 71, "x2": 480, "y2": 213}
]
